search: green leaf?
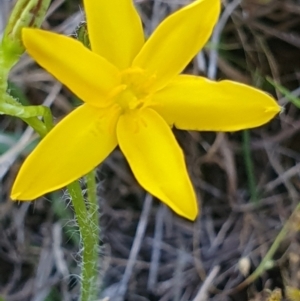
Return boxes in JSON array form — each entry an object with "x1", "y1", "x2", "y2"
[{"x1": 267, "y1": 77, "x2": 300, "y2": 108}]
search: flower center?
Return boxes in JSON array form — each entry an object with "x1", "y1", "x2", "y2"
[{"x1": 113, "y1": 67, "x2": 155, "y2": 112}]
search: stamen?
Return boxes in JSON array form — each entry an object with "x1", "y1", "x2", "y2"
[{"x1": 113, "y1": 67, "x2": 154, "y2": 112}]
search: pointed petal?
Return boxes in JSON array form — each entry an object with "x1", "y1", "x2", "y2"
[
  {"x1": 11, "y1": 104, "x2": 120, "y2": 200},
  {"x1": 22, "y1": 28, "x2": 120, "y2": 107},
  {"x1": 84, "y1": 0, "x2": 144, "y2": 69},
  {"x1": 152, "y1": 75, "x2": 281, "y2": 131},
  {"x1": 133, "y1": 0, "x2": 220, "y2": 91},
  {"x1": 117, "y1": 108, "x2": 198, "y2": 220}
]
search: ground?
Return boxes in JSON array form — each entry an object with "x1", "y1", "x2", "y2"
[{"x1": 0, "y1": 0, "x2": 300, "y2": 300}]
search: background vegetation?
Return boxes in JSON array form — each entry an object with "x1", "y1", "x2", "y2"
[{"x1": 0, "y1": 0, "x2": 300, "y2": 300}]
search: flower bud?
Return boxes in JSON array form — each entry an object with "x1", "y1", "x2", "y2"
[{"x1": 1, "y1": 0, "x2": 50, "y2": 66}]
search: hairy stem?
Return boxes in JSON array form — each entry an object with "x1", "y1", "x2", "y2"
[
  {"x1": 68, "y1": 172, "x2": 99, "y2": 301},
  {"x1": 85, "y1": 169, "x2": 99, "y2": 299}
]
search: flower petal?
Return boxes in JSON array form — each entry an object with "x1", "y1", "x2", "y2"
[
  {"x1": 133, "y1": 0, "x2": 220, "y2": 91},
  {"x1": 117, "y1": 108, "x2": 198, "y2": 220},
  {"x1": 22, "y1": 28, "x2": 120, "y2": 107},
  {"x1": 11, "y1": 104, "x2": 120, "y2": 200},
  {"x1": 152, "y1": 75, "x2": 281, "y2": 131},
  {"x1": 84, "y1": 0, "x2": 144, "y2": 69}
]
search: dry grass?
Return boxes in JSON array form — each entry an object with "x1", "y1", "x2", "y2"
[{"x1": 1, "y1": 0, "x2": 300, "y2": 300}]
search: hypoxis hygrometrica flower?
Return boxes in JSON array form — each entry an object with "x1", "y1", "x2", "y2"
[{"x1": 11, "y1": 0, "x2": 280, "y2": 220}]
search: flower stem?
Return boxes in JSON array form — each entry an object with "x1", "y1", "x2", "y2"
[
  {"x1": 85, "y1": 169, "x2": 99, "y2": 299},
  {"x1": 0, "y1": 48, "x2": 53, "y2": 137},
  {"x1": 67, "y1": 171, "x2": 99, "y2": 301}
]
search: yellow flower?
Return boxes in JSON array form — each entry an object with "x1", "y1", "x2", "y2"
[{"x1": 11, "y1": 0, "x2": 280, "y2": 220}]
